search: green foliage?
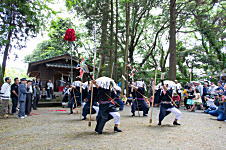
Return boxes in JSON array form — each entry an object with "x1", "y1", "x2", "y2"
[{"x1": 0, "y1": 0, "x2": 55, "y2": 50}]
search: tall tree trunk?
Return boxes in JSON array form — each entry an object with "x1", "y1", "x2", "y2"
[
  {"x1": 97, "y1": 1, "x2": 109, "y2": 77},
  {"x1": 109, "y1": 0, "x2": 114, "y2": 78},
  {"x1": 1, "y1": 30, "x2": 13, "y2": 78},
  {"x1": 121, "y1": 2, "x2": 130, "y2": 96},
  {"x1": 168, "y1": 0, "x2": 177, "y2": 81},
  {"x1": 113, "y1": 0, "x2": 119, "y2": 81}
]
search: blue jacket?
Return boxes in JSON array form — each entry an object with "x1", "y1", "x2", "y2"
[{"x1": 18, "y1": 83, "x2": 27, "y2": 102}]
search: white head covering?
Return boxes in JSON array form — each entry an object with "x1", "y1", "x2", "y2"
[
  {"x1": 135, "y1": 81, "x2": 147, "y2": 90},
  {"x1": 115, "y1": 85, "x2": 122, "y2": 92},
  {"x1": 72, "y1": 81, "x2": 82, "y2": 87},
  {"x1": 96, "y1": 76, "x2": 117, "y2": 90}
]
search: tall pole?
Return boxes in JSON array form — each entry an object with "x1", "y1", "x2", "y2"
[
  {"x1": 121, "y1": 1, "x2": 130, "y2": 96},
  {"x1": 88, "y1": 22, "x2": 97, "y2": 127},
  {"x1": 70, "y1": 45, "x2": 73, "y2": 83}
]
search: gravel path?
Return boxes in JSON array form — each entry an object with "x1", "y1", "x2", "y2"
[{"x1": 0, "y1": 106, "x2": 225, "y2": 150}]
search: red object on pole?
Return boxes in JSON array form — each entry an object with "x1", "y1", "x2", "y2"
[{"x1": 64, "y1": 29, "x2": 76, "y2": 41}]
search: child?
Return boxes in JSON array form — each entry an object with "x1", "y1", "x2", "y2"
[{"x1": 172, "y1": 92, "x2": 181, "y2": 108}]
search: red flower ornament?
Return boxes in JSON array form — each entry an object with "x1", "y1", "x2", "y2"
[{"x1": 64, "y1": 29, "x2": 76, "y2": 41}]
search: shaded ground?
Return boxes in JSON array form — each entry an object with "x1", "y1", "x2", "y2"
[{"x1": 0, "y1": 106, "x2": 225, "y2": 150}]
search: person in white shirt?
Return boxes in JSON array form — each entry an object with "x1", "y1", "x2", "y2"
[
  {"x1": 174, "y1": 80, "x2": 182, "y2": 98},
  {"x1": 47, "y1": 80, "x2": 54, "y2": 99},
  {"x1": 208, "y1": 82, "x2": 217, "y2": 95},
  {"x1": 196, "y1": 82, "x2": 204, "y2": 97},
  {"x1": 0, "y1": 77, "x2": 12, "y2": 118}
]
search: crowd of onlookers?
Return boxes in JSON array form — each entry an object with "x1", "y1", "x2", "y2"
[
  {"x1": 0, "y1": 77, "x2": 54, "y2": 119},
  {"x1": 171, "y1": 80, "x2": 226, "y2": 122},
  {"x1": 1, "y1": 75, "x2": 225, "y2": 122}
]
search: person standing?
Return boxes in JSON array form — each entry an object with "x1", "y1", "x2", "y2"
[
  {"x1": 0, "y1": 77, "x2": 12, "y2": 118},
  {"x1": 25, "y1": 80, "x2": 33, "y2": 116},
  {"x1": 18, "y1": 78, "x2": 27, "y2": 119},
  {"x1": 47, "y1": 80, "x2": 54, "y2": 99},
  {"x1": 35, "y1": 78, "x2": 42, "y2": 88},
  {"x1": 174, "y1": 80, "x2": 182, "y2": 98},
  {"x1": 11, "y1": 78, "x2": 19, "y2": 114},
  {"x1": 33, "y1": 84, "x2": 40, "y2": 110}
]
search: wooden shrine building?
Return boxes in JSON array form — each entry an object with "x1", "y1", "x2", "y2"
[{"x1": 27, "y1": 54, "x2": 92, "y2": 92}]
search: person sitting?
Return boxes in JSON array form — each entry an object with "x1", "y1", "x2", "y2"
[
  {"x1": 208, "y1": 97, "x2": 226, "y2": 121},
  {"x1": 186, "y1": 87, "x2": 195, "y2": 110},
  {"x1": 204, "y1": 95, "x2": 218, "y2": 113},
  {"x1": 41, "y1": 88, "x2": 47, "y2": 99},
  {"x1": 172, "y1": 92, "x2": 181, "y2": 108},
  {"x1": 189, "y1": 89, "x2": 204, "y2": 112}
]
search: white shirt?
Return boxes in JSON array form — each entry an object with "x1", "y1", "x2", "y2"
[
  {"x1": 174, "y1": 83, "x2": 182, "y2": 93},
  {"x1": 27, "y1": 85, "x2": 33, "y2": 93},
  {"x1": 47, "y1": 82, "x2": 54, "y2": 89},
  {"x1": 0, "y1": 83, "x2": 11, "y2": 99}
]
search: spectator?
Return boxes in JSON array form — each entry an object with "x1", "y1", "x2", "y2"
[
  {"x1": 215, "y1": 81, "x2": 224, "y2": 94},
  {"x1": 11, "y1": 77, "x2": 19, "y2": 114},
  {"x1": 18, "y1": 78, "x2": 27, "y2": 119},
  {"x1": 25, "y1": 80, "x2": 33, "y2": 116},
  {"x1": 174, "y1": 80, "x2": 182, "y2": 99},
  {"x1": 190, "y1": 89, "x2": 204, "y2": 112},
  {"x1": 41, "y1": 88, "x2": 47, "y2": 99},
  {"x1": 62, "y1": 85, "x2": 70, "y2": 107},
  {"x1": 202, "y1": 82, "x2": 209, "y2": 107},
  {"x1": 33, "y1": 84, "x2": 41, "y2": 110},
  {"x1": 196, "y1": 82, "x2": 203, "y2": 97},
  {"x1": 172, "y1": 92, "x2": 181, "y2": 108},
  {"x1": 35, "y1": 78, "x2": 42, "y2": 88},
  {"x1": 47, "y1": 80, "x2": 54, "y2": 99},
  {"x1": 0, "y1": 77, "x2": 12, "y2": 118},
  {"x1": 223, "y1": 84, "x2": 226, "y2": 96},
  {"x1": 208, "y1": 82, "x2": 217, "y2": 95}
]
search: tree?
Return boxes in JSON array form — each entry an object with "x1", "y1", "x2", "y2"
[
  {"x1": 168, "y1": 0, "x2": 177, "y2": 81},
  {"x1": 25, "y1": 17, "x2": 86, "y2": 62},
  {"x1": 0, "y1": 0, "x2": 54, "y2": 83}
]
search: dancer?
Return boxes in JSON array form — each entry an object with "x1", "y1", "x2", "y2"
[
  {"x1": 158, "y1": 80, "x2": 182, "y2": 126},
  {"x1": 82, "y1": 83, "x2": 99, "y2": 120},
  {"x1": 131, "y1": 81, "x2": 149, "y2": 117},
  {"x1": 92, "y1": 79, "x2": 122, "y2": 134}
]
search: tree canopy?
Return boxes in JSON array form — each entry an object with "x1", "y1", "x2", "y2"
[{"x1": 0, "y1": 0, "x2": 225, "y2": 86}]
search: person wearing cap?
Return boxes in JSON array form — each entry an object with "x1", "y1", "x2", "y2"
[
  {"x1": 18, "y1": 78, "x2": 27, "y2": 119},
  {"x1": 0, "y1": 77, "x2": 12, "y2": 118}
]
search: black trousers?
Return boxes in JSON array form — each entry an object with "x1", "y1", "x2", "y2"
[
  {"x1": 12, "y1": 97, "x2": 18, "y2": 114},
  {"x1": 184, "y1": 98, "x2": 190, "y2": 109},
  {"x1": 131, "y1": 100, "x2": 149, "y2": 114},
  {"x1": 25, "y1": 93, "x2": 32, "y2": 115},
  {"x1": 159, "y1": 106, "x2": 171, "y2": 123},
  {"x1": 33, "y1": 95, "x2": 40, "y2": 110}
]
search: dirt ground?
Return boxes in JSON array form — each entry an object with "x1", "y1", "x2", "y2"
[{"x1": 0, "y1": 106, "x2": 225, "y2": 150}]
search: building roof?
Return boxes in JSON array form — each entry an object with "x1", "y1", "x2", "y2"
[
  {"x1": 27, "y1": 54, "x2": 93, "y2": 77},
  {"x1": 28, "y1": 53, "x2": 78, "y2": 66}
]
